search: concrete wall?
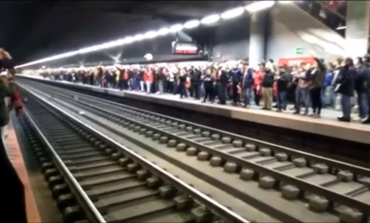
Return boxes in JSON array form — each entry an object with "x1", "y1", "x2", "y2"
[
  {"x1": 211, "y1": 16, "x2": 250, "y2": 62},
  {"x1": 266, "y1": 3, "x2": 345, "y2": 62}
]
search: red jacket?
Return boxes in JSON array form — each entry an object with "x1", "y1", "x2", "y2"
[
  {"x1": 252, "y1": 71, "x2": 263, "y2": 95},
  {"x1": 143, "y1": 71, "x2": 154, "y2": 83}
]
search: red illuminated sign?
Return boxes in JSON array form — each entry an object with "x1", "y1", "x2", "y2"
[{"x1": 172, "y1": 42, "x2": 198, "y2": 55}]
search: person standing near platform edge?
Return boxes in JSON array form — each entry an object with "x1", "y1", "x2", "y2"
[
  {"x1": 242, "y1": 62, "x2": 254, "y2": 108},
  {"x1": 362, "y1": 55, "x2": 370, "y2": 123},
  {"x1": 336, "y1": 58, "x2": 356, "y2": 122},
  {"x1": 229, "y1": 64, "x2": 243, "y2": 106},
  {"x1": 0, "y1": 48, "x2": 27, "y2": 223},
  {"x1": 261, "y1": 64, "x2": 275, "y2": 110}
]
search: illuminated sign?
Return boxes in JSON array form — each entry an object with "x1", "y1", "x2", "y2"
[{"x1": 172, "y1": 42, "x2": 199, "y2": 55}]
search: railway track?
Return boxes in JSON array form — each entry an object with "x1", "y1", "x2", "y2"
[
  {"x1": 21, "y1": 81, "x2": 370, "y2": 223},
  {"x1": 21, "y1": 85, "x2": 248, "y2": 223}
]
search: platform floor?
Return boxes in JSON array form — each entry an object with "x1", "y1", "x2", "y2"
[
  {"x1": 5, "y1": 115, "x2": 62, "y2": 223},
  {"x1": 102, "y1": 88, "x2": 370, "y2": 144}
]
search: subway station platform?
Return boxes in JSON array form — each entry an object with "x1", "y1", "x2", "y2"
[{"x1": 20, "y1": 76, "x2": 370, "y2": 145}]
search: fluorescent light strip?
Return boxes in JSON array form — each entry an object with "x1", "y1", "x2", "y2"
[{"x1": 16, "y1": 1, "x2": 276, "y2": 68}]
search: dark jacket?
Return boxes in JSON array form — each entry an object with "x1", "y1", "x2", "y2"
[
  {"x1": 218, "y1": 69, "x2": 229, "y2": 85},
  {"x1": 191, "y1": 69, "x2": 202, "y2": 84},
  {"x1": 261, "y1": 70, "x2": 275, "y2": 88},
  {"x1": 203, "y1": 74, "x2": 214, "y2": 88},
  {"x1": 310, "y1": 57, "x2": 326, "y2": 88},
  {"x1": 179, "y1": 74, "x2": 187, "y2": 84},
  {"x1": 243, "y1": 68, "x2": 254, "y2": 89},
  {"x1": 365, "y1": 62, "x2": 370, "y2": 95},
  {"x1": 355, "y1": 63, "x2": 370, "y2": 93},
  {"x1": 336, "y1": 65, "x2": 356, "y2": 96},
  {"x1": 276, "y1": 72, "x2": 289, "y2": 92},
  {"x1": 229, "y1": 68, "x2": 243, "y2": 84}
]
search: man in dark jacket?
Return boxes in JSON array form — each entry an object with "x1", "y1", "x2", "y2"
[
  {"x1": 355, "y1": 57, "x2": 369, "y2": 123},
  {"x1": 276, "y1": 65, "x2": 289, "y2": 111},
  {"x1": 229, "y1": 65, "x2": 243, "y2": 105},
  {"x1": 337, "y1": 58, "x2": 356, "y2": 122},
  {"x1": 362, "y1": 55, "x2": 370, "y2": 123},
  {"x1": 261, "y1": 65, "x2": 275, "y2": 110},
  {"x1": 190, "y1": 67, "x2": 202, "y2": 99}
]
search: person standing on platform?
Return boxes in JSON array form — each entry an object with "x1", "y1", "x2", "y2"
[
  {"x1": 309, "y1": 57, "x2": 326, "y2": 117},
  {"x1": 139, "y1": 67, "x2": 145, "y2": 91},
  {"x1": 261, "y1": 65, "x2": 275, "y2": 110},
  {"x1": 275, "y1": 64, "x2": 289, "y2": 112},
  {"x1": 322, "y1": 64, "x2": 335, "y2": 108},
  {"x1": 202, "y1": 68, "x2": 215, "y2": 103},
  {"x1": 144, "y1": 67, "x2": 154, "y2": 94},
  {"x1": 293, "y1": 63, "x2": 311, "y2": 115},
  {"x1": 229, "y1": 64, "x2": 243, "y2": 106},
  {"x1": 96, "y1": 66, "x2": 104, "y2": 87},
  {"x1": 0, "y1": 48, "x2": 27, "y2": 223},
  {"x1": 336, "y1": 58, "x2": 356, "y2": 122},
  {"x1": 242, "y1": 62, "x2": 254, "y2": 108},
  {"x1": 354, "y1": 57, "x2": 369, "y2": 123},
  {"x1": 191, "y1": 67, "x2": 202, "y2": 100},
  {"x1": 217, "y1": 66, "x2": 228, "y2": 105},
  {"x1": 252, "y1": 65, "x2": 263, "y2": 106},
  {"x1": 167, "y1": 68, "x2": 175, "y2": 94},
  {"x1": 362, "y1": 55, "x2": 370, "y2": 124},
  {"x1": 89, "y1": 68, "x2": 95, "y2": 86},
  {"x1": 178, "y1": 69, "x2": 188, "y2": 98}
]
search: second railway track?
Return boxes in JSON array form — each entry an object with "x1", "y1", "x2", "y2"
[
  {"x1": 22, "y1": 84, "x2": 249, "y2": 223},
  {"x1": 20, "y1": 81, "x2": 370, "y2": 223}
]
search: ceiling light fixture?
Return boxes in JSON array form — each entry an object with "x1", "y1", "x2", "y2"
[{"x1": 16, "y1": 1, "x2": 276, "y2": 68}]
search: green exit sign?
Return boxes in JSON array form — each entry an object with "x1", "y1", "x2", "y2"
[{"x1": 295, "y1": 47, "x2": 304, "y2": 55}]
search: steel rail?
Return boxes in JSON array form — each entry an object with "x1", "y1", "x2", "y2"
[
  {"x1": 23, "y1": 107, "x2": 106, "y2": 223},
  {"x1": 20, "y1": 82, "x2": 251, "y2": 223},
  {"x1": 24, "y1": 82, "x2": 370, "y2": 215}
]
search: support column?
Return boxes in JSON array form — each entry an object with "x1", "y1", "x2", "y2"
[
  {"x1": 345, "y1": 1, "x2": 369, "y2": 57},
  {"x1": 249, "y1": 10, "x2": 270, "y2": 66}
]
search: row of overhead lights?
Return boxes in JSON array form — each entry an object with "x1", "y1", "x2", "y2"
[{"x1": 16, "y1": 1, "x2": 278, "y2": 69}]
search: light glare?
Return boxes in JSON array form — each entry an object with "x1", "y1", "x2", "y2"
[
  {"x1": 183, "y1": 20, "x2": 200, "y2": 29},
  {"x1": 201, "y1": 14, "x2": 220, "y2": 25},
  {"x1": 221, "y1": 7, "x2": 245, "y2": 19},
  {"x1": 157, "y1": 27, "x2": 170, "y2": 36},
  {"x1": 169, "y1": 24, "x2": 183, "y2": 33}
]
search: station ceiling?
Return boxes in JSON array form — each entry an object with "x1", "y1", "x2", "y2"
[{"x1": 0, "y1": 1, "x2": 245, "y2": 64}]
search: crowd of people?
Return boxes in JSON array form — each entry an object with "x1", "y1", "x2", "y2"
[{"x1": 41, "y1": 54, "x2": 370, "y2": 124}]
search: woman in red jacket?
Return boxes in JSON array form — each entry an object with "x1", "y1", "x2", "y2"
[
  {"x1": 252, "y1": 65, "x2": 263, "y2": 106},
  {"x1": 143, "y1": 67, "x2": 154, "y2": 93}
]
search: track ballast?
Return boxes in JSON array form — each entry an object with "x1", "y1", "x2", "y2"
[{"x1": 20, "y1": 80, "x2": 370, "y2": 223}]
